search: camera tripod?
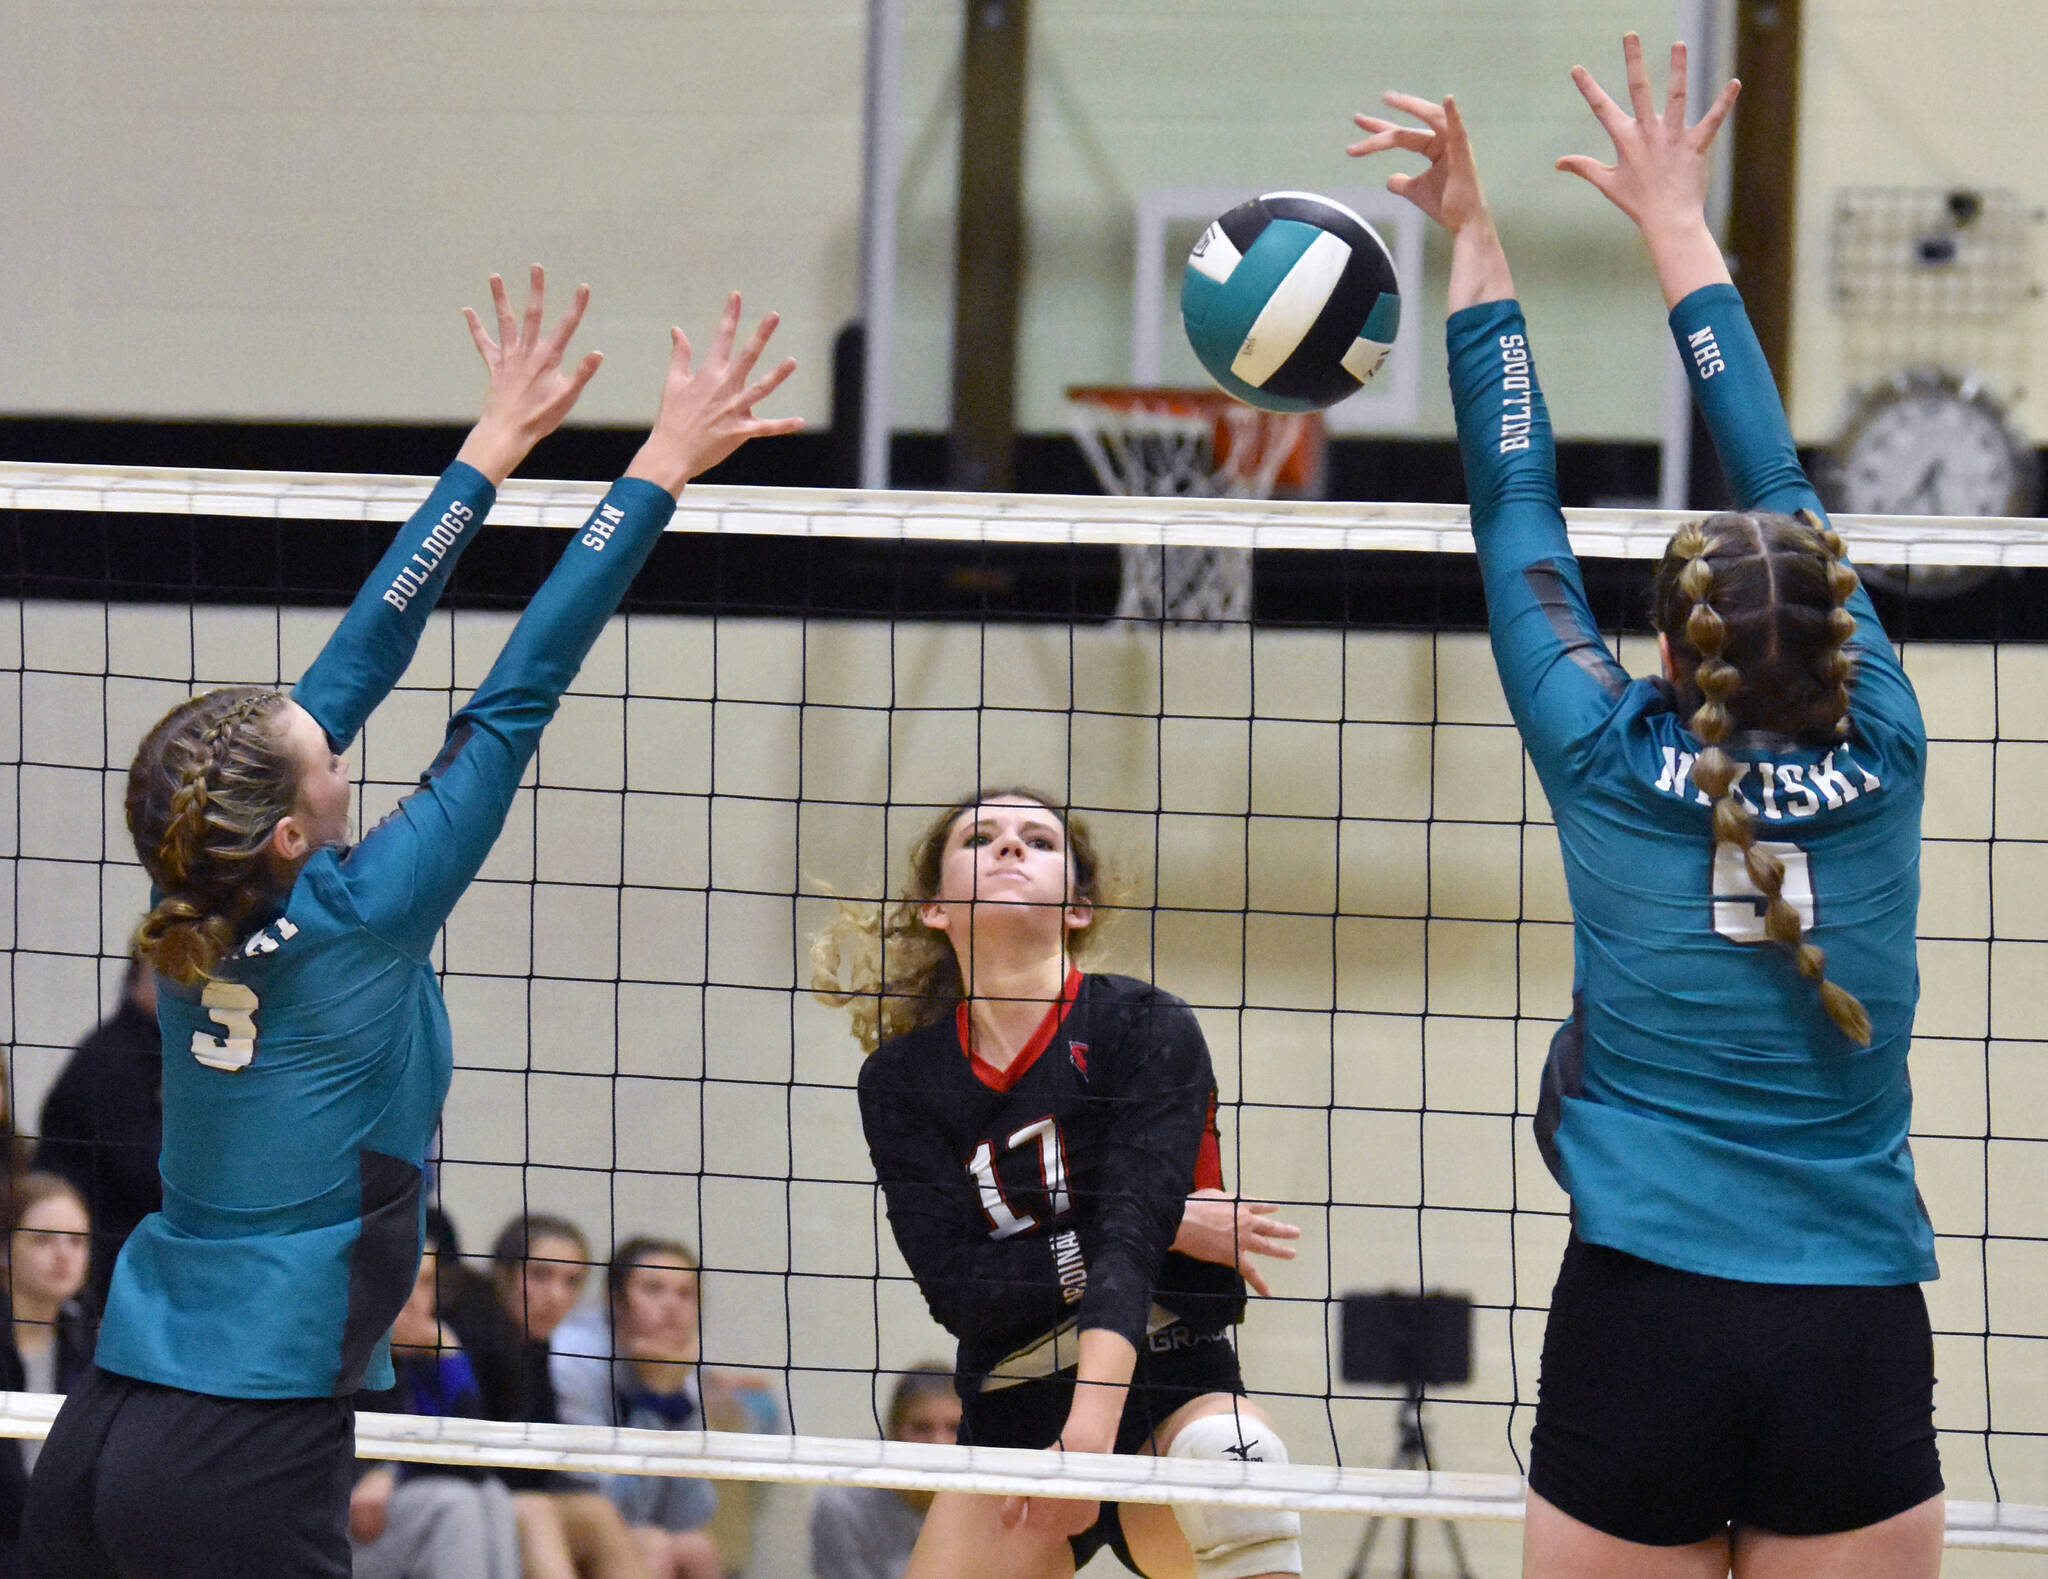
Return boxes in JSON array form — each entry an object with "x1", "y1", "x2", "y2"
[{"x1": 1343, "y1": 1383, "x2": 1477, "y2": 1579}]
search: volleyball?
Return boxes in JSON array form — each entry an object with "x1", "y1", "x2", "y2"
[{"x1": 1180, "y1": 191, "x2": 1401, "y2": 412}]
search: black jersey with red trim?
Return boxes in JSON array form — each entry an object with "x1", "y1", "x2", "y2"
[{"x1": 857, "y1": 970, "x2": 1245, "y2": 1385}]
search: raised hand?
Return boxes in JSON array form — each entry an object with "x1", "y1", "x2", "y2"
[
  {"x1": 455, "y1": 264, "x2": 605, "y2": 486},
  {"x1": 1559, "y1": 33, "x2": 1740, "y2": 306},
  {"x1": 1348, "y1": 91, "x2": 1491, "y2": 237},
  {"x1": 1174, "y1": 1189, "x2": 1301, "y2": 1298},
  {"x1": 1348, "y1": 88, "x2": 1514, "y2": 311},
  {"x1": 625, "y1": 292, "x2": 803, "y2": 497}
]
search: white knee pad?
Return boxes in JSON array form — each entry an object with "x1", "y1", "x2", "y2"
[{"x1": 1165, "y1": 1412, "x2": 1303, "y2": 1579}]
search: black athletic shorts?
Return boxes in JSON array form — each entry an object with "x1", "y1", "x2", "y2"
[
  {"x1": 21, "y1": 1365, "x2": 355, "y2": 1579},
  {"x1": 1529, "y1": 1235, "x2": 1943, "y2": 1546},
  {"x1": 961, "y1": 1320, "x2": 1246, "y2": 1573}
]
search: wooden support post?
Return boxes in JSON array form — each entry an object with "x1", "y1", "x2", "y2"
[
  {"x1": 948, "y1": 0, "x2": 1030, "y2": 491},
  {"x1": 1725, "y1": 0, "x2": 1803, "y2": 394}
]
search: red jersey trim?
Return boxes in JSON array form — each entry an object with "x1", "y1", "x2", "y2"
[{"x1": 958, "y1": 967, "x2": 1084, "y2": 1093}]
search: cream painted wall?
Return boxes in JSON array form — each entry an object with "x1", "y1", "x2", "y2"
[
  {"x1": 1789, "y1": 0, "x2": 2048, "y2": 444},
  {"x1": 0, "y1": 2, "x2": 868, "y2": 427},
  {"x1": 4, "y1": 2, "x2": 2037, "y2": 450},
  {"x1": 3, "y1": 1, "x2": 1730, "y2": 445},
  {"x1": 3, "y1": 598, "x2": 2046, "y2": 1577}
]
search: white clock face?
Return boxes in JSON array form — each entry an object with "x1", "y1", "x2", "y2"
[{"x1": 1834, "y1": 378, "x2": 2028, "y2": 517}]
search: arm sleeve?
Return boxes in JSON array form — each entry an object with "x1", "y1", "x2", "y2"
[
  {"x1": 1070, "y1": 995, "x2": 1213, "y2": 1348},
  {"x1": 292, "y1": 462, "x2": 497, "y2": 751},
  {"x1": 1667, "y1": 284, "x2": 1922, "y2": 748},
  {"x1": 857, "y1": 1063, "x2": 1082, "y2": 1349},
  {"x1": 339, "y1": 478, "x2": 677, "y2": 955},
  {"x1": 1449, "y1": 300, "x2": 1632, "y2": 783}
]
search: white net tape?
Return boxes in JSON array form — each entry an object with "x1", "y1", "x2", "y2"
[
  {"x1": 3, "y1": 459, "x2": 2045, "y2": 563},
  {"x1": 0, "y1": 1396, "x2": 2032, "y2": 1548}
]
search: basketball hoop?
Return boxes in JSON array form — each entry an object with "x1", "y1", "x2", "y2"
[
  {"x1": 1066, "y1": 385, "x2": 1324, "y2": 501},
  {"x1": 1066, "y1": 386, "x2": 1324, "y2": 622}
]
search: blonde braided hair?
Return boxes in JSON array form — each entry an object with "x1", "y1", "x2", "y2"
[
  {"x1": 1657, "y1": 512, "x2": 1869, "y2": 1044},
  {"x1": 809, "y1": 788, "x2": 1115, "y2": 1054},
  {"x1": 127, "y1": 686, "x2": 297, "y2": 985}
]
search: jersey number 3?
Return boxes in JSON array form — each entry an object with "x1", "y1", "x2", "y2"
[
  {"x1": 968, "y1": 1118, "x2": 1072, "y2": 1240},
  {"x1": 193, "y1": 982, "x2": 259, "y2": 1072},
  {"x1": 1712, "y1": 839, "x2": 1816, "y2": 942}
]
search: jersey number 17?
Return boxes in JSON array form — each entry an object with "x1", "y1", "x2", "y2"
[{"x1": 968, "y1": 1118, "x2": 1072, "y2": 1240}]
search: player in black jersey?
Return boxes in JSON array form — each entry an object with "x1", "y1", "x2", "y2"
[{"x1": 814, "y1": 790, "x2": 1302, "y2": 1579}]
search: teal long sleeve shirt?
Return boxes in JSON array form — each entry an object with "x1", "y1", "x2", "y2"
[
  {"x1": 99, "y1": 467, "x2": 680, "y2": 1397},
  {"x1": 1448, "y1": 288, "x2": 1933, "y2": 1285}
]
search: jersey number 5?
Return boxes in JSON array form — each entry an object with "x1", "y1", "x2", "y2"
[
  {"x1": 193, "y1": 981, "x2": 260, "y2": 1071},
  {"x1": 1712, "y1": 839, "x2": 1816, "y2": 942},
  {"x1": 967, "y1": 1118, "x2": 1072, "y2": 1240}
]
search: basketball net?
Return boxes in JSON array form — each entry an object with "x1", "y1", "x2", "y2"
[{"x1": 1066, "y1": 387, "x2": 1325, "y2": 623}]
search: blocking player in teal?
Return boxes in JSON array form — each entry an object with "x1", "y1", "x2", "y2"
[
  {"x1": 1351, "y1": 34, "x2": 1942, "y2": 1579},
  {"x1": 22, "y1": 270, "x2": 800, "y2": 1579}
]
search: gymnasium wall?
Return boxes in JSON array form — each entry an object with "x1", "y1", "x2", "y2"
[
  {"x1": 1789, "y1": 0, "x2": 2048, "y2": 443},
  {"x1": 0, "y1": 1, "x2": 1766, "y2": 446},
  {"x1": 6, "y1": 2, "x2": 2036, "y2": 447},
  {"x1": 4, "y1": 600, "x2": 2044, "y2": 1578}
]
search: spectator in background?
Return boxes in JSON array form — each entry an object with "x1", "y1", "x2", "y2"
[
  {"x1": 351, "y1": 1249, "x2": 519, "y2": 1579},
  {"x1": 0, "y1": 1175, "x2": 97, "y2": 1578},
  {"x1": 807, "y1": 1366, "x2": 959, "y2": 1579},
  {"x1": 33, "y1": 950, "x2": 161, "y2": 1310},
  {"x1": 553, "y1": 1239, "x2": 724, "y2": 1579},
  {"x1": 444, "y1": 1213, "x2": 647, "y2": 1579}
]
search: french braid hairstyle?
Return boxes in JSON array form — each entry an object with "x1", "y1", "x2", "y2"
[
  {"x1": 126, "y1": 686, "x2": 297, "y2": 986},
  {"x1": 809, "y1": 786, "x2": 1115, "y2": 1054},
  {"x1": 1650, "y1": 509, "x2": 1870, "y2": 1044}
]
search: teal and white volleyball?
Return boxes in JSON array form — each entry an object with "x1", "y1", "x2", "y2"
[{"x1": 1181, "y1": 192, "x2": 1401, "y2": 413}]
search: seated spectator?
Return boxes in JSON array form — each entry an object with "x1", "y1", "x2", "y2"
[
  {"x1": 352, "y1": 1250, "x2": 519, "y2": 1579},
  {"x1": 444, "y1": 1214, "x2": 647, "y2": 1579},
  {"x1": 807, "y1": 1365, "x2": 959, "y2": 1579},
  {"x1": 553, "y1": 1240, "x2": 724, "y2": 1579},
  {"x1": 0, "y1": 1176, "x2": 97, "y2": 1578},
  {"x1": 33, "y1": 950, "x2": 161, "y2": 1311}
]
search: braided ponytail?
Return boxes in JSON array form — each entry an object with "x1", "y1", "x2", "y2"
[
  {"x1": 1669, "y1": 520, "x2": 1872, "y2": 1046},
  {"x1": 126, "y1": 687, "x2": 297, "y2": 985},
  {"x1": 1798, "y1": 508, "x2": 1862, "y2": 746}
]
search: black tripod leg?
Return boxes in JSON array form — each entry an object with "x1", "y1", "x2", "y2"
[
  {"x1": 1436, "y1": 1515, "x2": 1479, "y2": 1579},
  {"x1": 1344, "y1": 1516, "x2": 1390, "y2": 1579}
]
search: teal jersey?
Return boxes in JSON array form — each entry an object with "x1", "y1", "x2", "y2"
[
  {"x1": 98, "y1": 465, "x2": 679, "y2": 1398},
  {"x1": 1448, "y1": 288, "x2": 1934, "y2": 1285}
]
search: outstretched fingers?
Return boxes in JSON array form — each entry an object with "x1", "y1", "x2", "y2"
[
  {"x1": 541, "y1": 281, "x2": 594, "y2": 363},
  {"x1": 709, "y1": 290, "x2": 743, "y2": 367},
  {"x1": 1553, "y1": 152, "x2": 1618, "y2": 193},
  {"x1": 726, "y1": 307, "x2": 781, "y2": 385},
  {"x1": 1570, "y1": 61, "x2": 1633, "y2": 146},
  {"x1": 562, "y1": 348, "x2": 605, "y2": 404},
  {"x1": 1383, "y1": 89, "x2": 1448, "y2": 129},
  {"x1": 1663, "y1": 40, "x2": 1691, "y2": 129},
  {"x1": 1694, "y1": 75, "x2": 1741, "y2": 148},
  {"x1": 1621, "y1": 30, "x2": 1659, "y2": 123},
  {"x1": 519, "y1": 262, "x2": 547, "y2": 349},
  {"x1": 740, "y1": 353, "x2": 800, "y2": 414},
  {"x1": 490, "y1": 271, "x2": 518, "y2": 350},
  {"x1": 1347, "y1": 118, "x2": 1434, "y2": 158}
]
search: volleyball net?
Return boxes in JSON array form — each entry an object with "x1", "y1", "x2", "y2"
[{"x1": 0, "y1": 461, "x2": 2045, "y2": 1557}]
